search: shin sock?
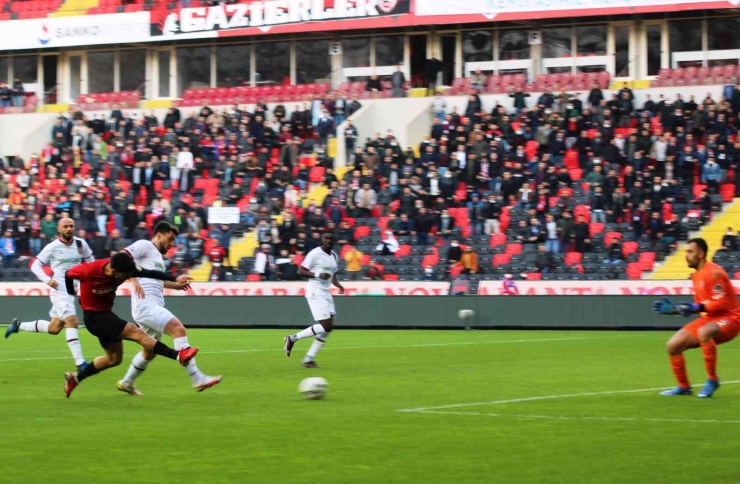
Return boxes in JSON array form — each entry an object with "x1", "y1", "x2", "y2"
[
  {"x1": 291, "y1": 324, "x2": 326, "y2": 342},
  {"x1": 77, "y1": 360, "x2": 100, "y2": 382},
  {"x1": 669, "y1": 353, "x2": 690, "y2": 388},
  {"x1": 122, "y1": 351, "x2": 151, "y2": 383},
  {"x1": 303, "y1": 332, "x2": 330, "y2": 363},
  {"x1": 153, "y1": 340, "x2": 179, "y2": 360},
  {"x1": 19, "y1": 320, "x2": 51, "y2": 333},
  {"x1": 174, "y1": 336, "x2": 202, "y2": 383},
  {"x1": 701, "y1": 339, "x2": 718, "y2": 381},
  {"x1": 65, "y1": 328, "x2": 86, "y2": 366}
]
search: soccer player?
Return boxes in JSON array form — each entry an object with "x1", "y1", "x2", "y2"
[
  {"x1": 653, "y1": 238, "x2": 740, "y2": 398},
  {"x1": 5, "y1": 218, "x2": 93, "y2": 371},
  {"x1": 283, "y1": 232, "x2": 344, "y2": 368},
  {"x1": 62, "y1": 252, "x2": 198, "y2": 398},
  {"x1": 116, "y1": 221, "x2": 221, "y2": 396}
]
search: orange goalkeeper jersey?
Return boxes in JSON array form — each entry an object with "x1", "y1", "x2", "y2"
[{"x1": 691, "y1": 262, "x2": 740, "y2": 318}]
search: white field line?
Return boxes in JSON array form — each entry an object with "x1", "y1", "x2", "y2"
[
  {"x1": 398, "y1": 380, "x2": 740, "y2": 413},
  {"x1": 411, "y1": 410, "x2": 740, "y2": 424},
  {"x1": 0, "y1": 336, "x2": 597, "y2": 363}
]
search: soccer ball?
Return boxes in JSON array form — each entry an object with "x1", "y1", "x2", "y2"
[
  {"x1": 298, "y1": 377, "x2": 328, "y2": 400},
  {"x1": 458, "y1": 309, "x2": 475, "y2": 320}
]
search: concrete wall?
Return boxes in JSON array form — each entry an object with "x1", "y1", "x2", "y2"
[
  {"x1": 0, "y1": 295, "x2": 685, "y2": 329},
  {"x1": 0, "y1": 112, "x2": 61, "y2": 160}
]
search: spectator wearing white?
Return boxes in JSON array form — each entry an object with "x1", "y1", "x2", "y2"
[
  {"x1": 456, "y1": 145, "x2": 467, "y2": 170},
  {"x1": 432, "y1": 94, "x2": 447, "y2": 123},
  {"x1": 254, "y1": 244, "x2": 275, "y2": 281},
  {"x1": 544, "y1": 214, "x2": 559, "y2": 253},
  {"x1": 650, "y1": 134, "x2": 668, "y2": 164},
  {"x1": 376, "y1": 231, "x2": 399, "y2": 256},
  {"x1": 176, "y1": 145, "x2": 194, "y2": 192},
  {"x1": 354, "y1": 183, "x2": 377, "y2": 218}
]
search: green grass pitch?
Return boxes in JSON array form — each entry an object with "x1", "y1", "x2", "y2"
[{"x1": 1, "y1": 328, "x2": 739, "y2": 484}]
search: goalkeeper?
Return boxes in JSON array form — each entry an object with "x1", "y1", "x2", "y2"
[{"x1": 653, "y1": 238, "x2": 740, "y2": 398}]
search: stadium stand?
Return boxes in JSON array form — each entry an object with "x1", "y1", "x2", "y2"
[{"x1": 1, "y1": 62, "x2": 740, "y2": 285}]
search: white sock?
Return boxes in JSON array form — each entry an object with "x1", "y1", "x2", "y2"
[
  {"x1": 291, "y1": 324, "x2": 326, "y2": 342},
  {"x1": 123, "y1": 351, "x2": 151, "y2": 383},
  {"x1": 303, "y1": 332, "x2": 330, "y2": 363},
  {"x1": 19, "y1": 320, "x2": 51, "y2": 333},
  {"x1": 65, "y1": 328, "x2": 86, "y2": 366},
  {"x1": 174, "y1": 336, "x2": 203, "y2": 383}
]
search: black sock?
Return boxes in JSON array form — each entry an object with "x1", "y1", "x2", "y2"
[
  {"x1": 153, "y1": 340, "x2": 179, "y2": 360},
  {"x1": 77, "y1": 361, "x2": 100, "y2": 382}
]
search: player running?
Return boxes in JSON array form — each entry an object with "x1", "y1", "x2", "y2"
[
  {"x1": 63, "y1": 252, "x2": 198, "y2": 398},
  {"x1": 284, "y1": 232, "x2": 344, "y2": 368},
  {"x1": 116, "y1": 221, "x2": 221, "y2": 396},
  {"x1": 5, "y1": 218, "x2": 93, "y2": 371},
  {"x1": 653, "y1": 238, "x2": 740, "y2": 398}
]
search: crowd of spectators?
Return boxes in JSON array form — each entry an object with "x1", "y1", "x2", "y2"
[
  {"x1": 0, "y1": 92, "x2": 364, "y2": 277},
  {"x1": 2, "y1": 75, "x2": 740, "y2": 281}
]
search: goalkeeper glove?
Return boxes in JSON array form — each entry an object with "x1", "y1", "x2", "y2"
[
  {"x1": 652, "y1": 297, "x2": 679, "y2": 316},
  {"x1": 675, "y1": 301, "x2": 703, "y2": 317}
]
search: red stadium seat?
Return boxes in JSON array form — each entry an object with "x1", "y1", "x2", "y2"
[
  {"x1": 565, "y1": 253, "x2": 582, "y2": 265},
  {"x1": 505, "y1": 243, "x2": 523, "y2": 255},
  {"x1": 622, "y1": 241, "x2": 638, "y2": 256},
  {"x1": 247, "y1": 274, "x2": 262, "y2": 282},
  {"x1": 525, "y1": 272, "x2": 542, "y2": 281},
  {"x1": 589, "y1": 223, "x2": 605, "y2": 237},
  {"x1": 383, "y1": 274, "x2": 400, "y2": 281},
  {"x1": 493, "y1": 254, "x2": 512, "y2": 267},
  {"x1": 354, "y1": 226, "x2": 370, "y2": 239}
]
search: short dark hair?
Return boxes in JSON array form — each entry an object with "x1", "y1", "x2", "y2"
[
  {"x1": 154, "y1": 221, "x2": 180, "y2": 236},
  {"x1": 111, "y1": 252, "x2": 137, "y2": 274},
  {"x1": 688, "y1": 237, "x2": 709, "y2": 256}
]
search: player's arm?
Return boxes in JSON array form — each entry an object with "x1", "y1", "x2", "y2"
[
  {"x1": 134, "y1": 267, "x2": 190, "y2": 284},
  {"x1": 30, "y1": 258, "x2": 53, "y2": 286},
  {"x1": 164, "y1": 280, "x2": 191, "y2": 291},
  {"x1": 331, "y1": 273, "x2": 345, "y2": 294},
  {"x1": 298, "y1": 252, "x2": 329, "y2": 279},
  {"x1": 81, "y1": 241, "x2": 95, "y2": 263},
  {"x1": 31, "y1": 245, "x2": 55, "y2": 287},
  {"x1": 698, "y1": 270, "x2": 736, "y2": 315},
  {"x1": 128, "y1": 278, "x2": 145, "y2": 299},
  {"x1": 64, "y1": 264, "x2": 87, "y2": 296}
]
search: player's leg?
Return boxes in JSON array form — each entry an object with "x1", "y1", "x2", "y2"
[
  {"x1": 284, "y1": 295, "x2": 333, "y2": 359},
  {"x1": 65, "y1": 341, "x2": 124, "y2": 398},
  {"x1": 8, "y1": 317, "x2": 57, "y2": 337},
  {"x1": 118, "y1": 346, "x2": 154, "y2": 396},
  {"x1": 6, "y1": 299, "x2": 64, "y2": 337},
  {"x1": 60, "y1": 313, "x2": 88, "y2": 369},
  {"x1": 118, "y1": 308, "x2": 162, "y2": 395},
  {"x1": 302, "y1": 315, "x2": 333, "y2": 369},
  {"x1": 695, "y1": 317, "x2": 740, "y2": 398},
  {"x1": 162, "y1": 317, "x2": 221, "y2": 391},
  {"x1": 120, "y1": 322, "x2": 198, "y2": 366},
  {"x1": 660, "y1": 323, "x2": 702, "y2": 396}
]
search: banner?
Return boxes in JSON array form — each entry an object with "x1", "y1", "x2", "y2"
[
  {"x1": 0, "y1": 281, "x2": 450, "y2": 297},
  {"x1": 0, "y1": 13, "x2": 156, "y2": 51},
  {"x1": 414, "y1": 0, "x2": 737, "y2": 20},
  {"x1": 151, "y1": 0, "x2": 411, "y2": 39},
  {"x1": 208, "y1": 207, "x2": 240, "y2": 225},
  {"x1": 476, "y1": 280, "x2": 740, "y2": 296}
]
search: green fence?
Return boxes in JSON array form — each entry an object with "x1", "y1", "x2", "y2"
[{"x1": 0, "y1": 296, "x2": 686, "y2": 330}]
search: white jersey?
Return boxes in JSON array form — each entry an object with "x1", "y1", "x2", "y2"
[
  {"x1": 124, "y1": 240, "x2": 166, "y2": 308},
  {"x1": 35, "y1": 237, "x2": 94, "y2": 288},
  {"x1": 301, "y1": 247, "x2": 339, "y2": 297}
]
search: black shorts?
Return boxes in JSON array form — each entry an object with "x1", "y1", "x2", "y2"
[{"x1": 83, "y1": 310, "x2": 129, "y2": 349}]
